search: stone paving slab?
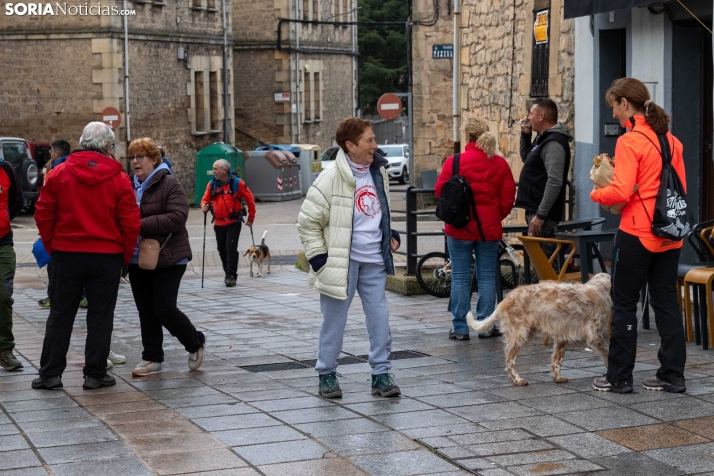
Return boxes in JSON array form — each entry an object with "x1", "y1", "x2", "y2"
[{"x1": 3, "y1": 261, "x2": 714, "y2": 475}]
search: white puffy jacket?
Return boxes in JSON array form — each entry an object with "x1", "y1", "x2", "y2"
[{"x1": 297, "y1": 148, "x2": 394, "y2": 299}]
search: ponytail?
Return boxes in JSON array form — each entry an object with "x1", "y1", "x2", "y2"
[
  {"x1": 644, "y1": 99, "x2": 670, "y2": 135},
  {"x1": 463, "y1": 117, "x2": 499, "y2": 158},
  {"x1": 476, "y1": 131, "x2": 498, "y2": 158}
]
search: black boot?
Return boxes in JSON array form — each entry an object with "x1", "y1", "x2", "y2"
[
  {"x1": 83, "y1": 374, "x2": 116, "y2": 390},
  {"x1": 31, "y1": 375, "x2": 63, "y2": 389}
]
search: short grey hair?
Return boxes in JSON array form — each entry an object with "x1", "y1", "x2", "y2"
[
  {"x1": 214, "y1": 159, "x2": 231, "y2": 172},
  {"x1": 80, "y1": 122, "x2": 114, "y2": 151}
]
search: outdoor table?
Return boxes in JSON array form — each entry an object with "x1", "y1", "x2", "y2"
[
  {"x1": 554, "y1": 228, "x2": 617, "y2": 283},
  {"x1": 501, "y1": 218, "x2": 606, "y2": 291}
]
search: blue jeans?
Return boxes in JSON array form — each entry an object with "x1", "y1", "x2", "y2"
[{"x1": 447, "y1": 237, "x2": 499, "y2": 335}]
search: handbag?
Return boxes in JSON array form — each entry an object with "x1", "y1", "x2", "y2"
[
  {"x1": 32, "y1": 238, "x2": 52, "y2": 268},
  {"x1": 138, "y1": 233, "x2": 172, "y2": 270}
]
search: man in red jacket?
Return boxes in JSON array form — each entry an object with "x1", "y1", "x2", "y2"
[
  {"x1": 32, "y1": 122, "x2": 141, "y2": 391},
  {"x1": 201, "y1": 159, "x2": 256, "y2": 287}
]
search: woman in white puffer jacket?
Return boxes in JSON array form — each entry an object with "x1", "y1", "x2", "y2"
[{"x1": 297, "y1": 117, "x2": 401, "y2": 399}]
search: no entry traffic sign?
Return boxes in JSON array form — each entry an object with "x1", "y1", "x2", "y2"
[
  {"x1": 101, "y1": 107, "x2": 121, "y2": 129},
  {"x1": 377, "y1": 93, "x2": 403, "y2": 121}
]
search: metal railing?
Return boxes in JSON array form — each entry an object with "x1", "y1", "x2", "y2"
[{"x1": 391, "y1": 187, "x2": 442, "y2": 275}]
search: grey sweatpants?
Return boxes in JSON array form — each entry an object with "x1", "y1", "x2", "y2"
[{"x1": 315, "y1": 260, "x2": 392, "y2": 376}]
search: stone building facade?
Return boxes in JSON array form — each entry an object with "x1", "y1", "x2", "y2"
[
  {"x1": 232, "y1": 0, "x2": 355, "y2": 152},
  {"x1": 411, "y1": 0, "x2": 575, "y2": 218},
  {"x1": 0, "y1": 0, "x2": 234, "y2": 196}
]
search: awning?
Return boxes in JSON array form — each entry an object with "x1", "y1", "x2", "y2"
[{"x1": 564, "y1": 0, "x2": 673, "y2": 19}]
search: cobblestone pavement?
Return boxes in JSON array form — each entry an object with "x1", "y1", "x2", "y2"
[
  {"x1": 4, "y1": 265, "x2": 714, "y2": 476},
  {"x1": 3, "y1": 202, "x2": 714, "y2": 475}
]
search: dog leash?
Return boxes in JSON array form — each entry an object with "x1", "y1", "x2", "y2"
[{"x1": 248, "y1": 224, "x2": 256, "y2": 247}]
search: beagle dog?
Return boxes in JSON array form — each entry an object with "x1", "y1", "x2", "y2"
[{"x1": 244, "y1": 230, "x2": 271, "y2": 277}]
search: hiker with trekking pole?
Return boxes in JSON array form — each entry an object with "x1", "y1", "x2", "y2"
[{"x1": 200, "y1": 159, "x2": 256, "y2": 287}]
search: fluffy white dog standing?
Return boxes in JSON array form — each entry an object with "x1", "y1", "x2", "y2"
[{"x1": 467, "y1": 273, "x2": 612, "y2": 386}]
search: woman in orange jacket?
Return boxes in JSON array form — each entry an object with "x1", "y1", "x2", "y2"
[{"x1": 591, "y1": 78, "x2": 687, "y2": 394}]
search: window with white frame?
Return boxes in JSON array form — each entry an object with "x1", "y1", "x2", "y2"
[
  {"x1": 189, "y1": 56, "x2": 227, "y2": 135},
  {"x1": 301, "y1": 63, "x2": 323, "y2": 123},
  {"x1": 302, "y1": 0, "x2": 319, "y2": 20}
]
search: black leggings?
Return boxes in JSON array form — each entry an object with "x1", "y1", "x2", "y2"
[
  {"x1": 128, "y1": 264, "x2": 204, "y2": 363},
  {"x1": 607, "y1": 230, "x2": 686, "y2": 388}
]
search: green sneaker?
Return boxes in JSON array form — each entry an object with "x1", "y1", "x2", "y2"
[
  {"x1": 0, "y1": 350, "x2": 24, "y2": 371},
  {"x1": 371, "y1": 373, "x2": 400, "y2": 397},
  {"x1": 37, "y1": 298, "x2": 50, "y2": 308},
  {"x1": 318, "y1": 372, "x2": 342, "y2": 398},
  {"x1": 79, "y1": 297, "x2": 88, "y2": 309}
]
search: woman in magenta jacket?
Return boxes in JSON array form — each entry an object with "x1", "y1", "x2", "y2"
[{"x1": 435, "y1": 118, "x2": 517, "y2": 339}]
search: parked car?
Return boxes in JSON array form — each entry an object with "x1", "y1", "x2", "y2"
[
  {"x1": 0, "y1": 137, "x2": 40, "y2": 210},
  {"x1": 27, "y1": 142, "x2": 52, "y2": 172},
  {"x1": 320, "y1": 146, "x2": 339, "y2": 172},
  {"x1": 378, "y1": 143, "x2": 410, "y2": 184}
]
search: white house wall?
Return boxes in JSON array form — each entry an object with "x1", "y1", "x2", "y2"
[
  {"x1": 573, "y1": 8, "x2": 671, "y2": 221},
  {"x1": 630, "y1": 8, "x2": 671, "y2": 113}
]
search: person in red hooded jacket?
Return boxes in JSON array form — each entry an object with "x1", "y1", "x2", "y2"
[
  {"x1": 32, "y1": 122, "x2": 141, "y2": 391},
  {"x1": 435, "y1": 118, "x2": 516, "y2": 340}
]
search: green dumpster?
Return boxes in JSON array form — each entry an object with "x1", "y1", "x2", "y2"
[{"x1": 194, "y1": 143, "x2": 246, "y2": 205}]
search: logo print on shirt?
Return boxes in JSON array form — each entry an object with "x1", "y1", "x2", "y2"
[{"x1": 356, "y1": 187, "x2": 381, "y2": 218}]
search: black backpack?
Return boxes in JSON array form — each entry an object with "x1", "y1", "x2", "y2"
[
  {"x1": 435, "y1": 153, "x2": 485, "y2": 241},
  {"x1": 634, "y1": 131, "x2": 692, "y2": 241}
]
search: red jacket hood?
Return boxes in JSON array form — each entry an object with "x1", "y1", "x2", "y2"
[{"x1": 64, "y1": 150, "x2": 125, "y2": 186}]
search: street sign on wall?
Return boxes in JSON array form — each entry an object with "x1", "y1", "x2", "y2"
[
  {"x1": 377, "y1": 93, "x2": 403, "y2": 121},
  {"x1": 432, "y1": 44, "x2": 454, "y2": 59},
  {"x1": 101, "y1": 107, "x2": 121, "y2": 129}
]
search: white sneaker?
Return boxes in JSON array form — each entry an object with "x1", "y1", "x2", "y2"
[
  {"x1": 106, "y1": 359, "x2": 114, "y2": 369},
  {"x1": 108, "y1": 351, "x2": 126, "y2": 364},
  {"x1": 132, "y1": 361, "x2": 162, "y2": 377},
  {"x1": 188, "y1": 333, "x2": 206, "y2": 371}
]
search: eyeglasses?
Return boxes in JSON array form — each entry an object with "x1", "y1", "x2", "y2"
[{"x1": 129, "y1": 154, "x2": 147, "y2": 162}]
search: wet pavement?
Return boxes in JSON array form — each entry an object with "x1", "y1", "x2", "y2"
[{"x1": 3, "y1": 204, "x2": 714, "y2": 475}]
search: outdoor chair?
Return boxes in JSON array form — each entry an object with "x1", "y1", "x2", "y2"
[
  {"x1": 683, "y1": 225, "x2": 714, "y2": 348},
  {"x1": 517, "y1": 236, "x2": 582, "y2": 345}
]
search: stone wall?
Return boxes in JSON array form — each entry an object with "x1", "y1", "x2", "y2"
[
  {"x1": 298, "y1": 53, "x2": 353, "y2": 148},
  {"x1": 410, "y1": 0, "x2": 575, "y2": 219},
  {"x1": 0, "y1": 0, "x2": 236, "y2": 196},
  {"x1": 0, "y1": 38, "x2": 97, "y2": 145},
  {"x1": 234, "y1": 50, "x2": 286, "y2": 150},
  {"x1": 460, "y1": 0, "x2": 575, "y2": 194},
  {"x1": 129, "y1": 40, "x2": 230, "y2": 196},
  {"x1": 410, "y1": 0, "x2": 455, "y2": 184},
  {"x1": 232, "y1": 0, "x2": 355, "y2": 151}
]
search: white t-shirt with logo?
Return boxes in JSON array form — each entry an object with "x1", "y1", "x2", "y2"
[{"x1": 347, "y1": 157, "x2": 383, "y2": 263}]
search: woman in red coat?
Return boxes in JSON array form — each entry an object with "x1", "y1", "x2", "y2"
[{"x1": 435, "y1": 118, "x2": 517, "y2": 339}]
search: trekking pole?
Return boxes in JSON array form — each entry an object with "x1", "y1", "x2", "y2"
[{"x1": 201, "y1": 209, "x2": 208, "y2": 288}]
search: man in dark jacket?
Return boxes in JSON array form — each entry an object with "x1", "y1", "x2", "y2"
[
  {"x1": 0, "y1": 158, "x2": 24, "y2": 371},
  {"x1": 516, "y1": 98, "x2": 573, "y2": 245},
  {"x1": 32, "y1": 122, "x2": 141, "y2": 390},
  {"x1": 38, "y1": 139, "x2": 72, "y2": 309}
]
